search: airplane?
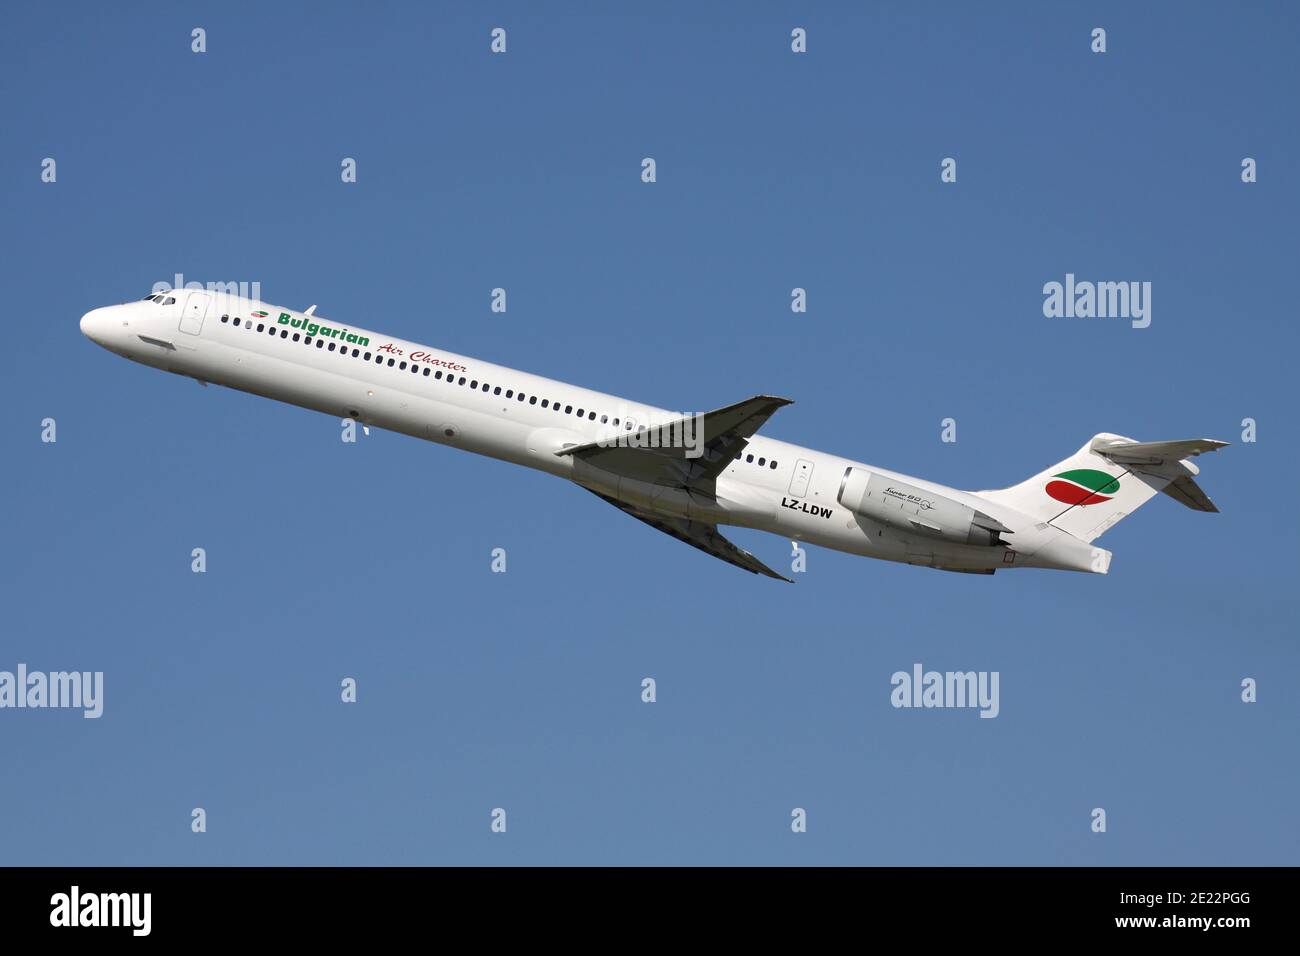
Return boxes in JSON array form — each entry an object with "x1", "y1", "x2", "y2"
[{"x1": 80, "y1": 290, "x2": 1228, "y2": 582}]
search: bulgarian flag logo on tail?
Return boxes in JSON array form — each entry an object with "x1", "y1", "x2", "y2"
[{"x1": 1045, "y1": 469, "x2": 1121, "y2": 506}]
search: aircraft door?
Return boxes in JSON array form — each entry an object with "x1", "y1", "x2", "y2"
[
  {"x1": 788, "y1": 458, "x2": 814, "y2": 498},
  {"x1": 179, "y1": 291, "x2": 210, "y2": 335}
]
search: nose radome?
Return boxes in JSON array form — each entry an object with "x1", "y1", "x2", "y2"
[{"x1": 80, "y1": 306, "x2": 113, "y2": 344}]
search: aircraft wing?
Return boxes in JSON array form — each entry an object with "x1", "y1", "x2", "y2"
[
  {"x1": 555, "y1": 394, "x2": 792, "y2": 490},
  {"x1": 588, "y1": 490, "x2": 793, "y2": 582}
]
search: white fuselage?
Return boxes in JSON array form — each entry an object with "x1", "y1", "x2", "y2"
[{"x1": 80, "y1": 292, "x2": 1101, "y2": 575}]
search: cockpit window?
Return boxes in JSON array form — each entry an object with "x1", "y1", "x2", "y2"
[
  {"x1": 160, "y1": 296, "x2": 175, "y2": 305},
  {"x1": 142, "y1": 294, "x2": 158, "y2": 301}
]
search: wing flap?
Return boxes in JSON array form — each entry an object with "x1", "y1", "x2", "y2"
[{"x1": 589, "y1": 490, "x2": 792, "y2": 582}]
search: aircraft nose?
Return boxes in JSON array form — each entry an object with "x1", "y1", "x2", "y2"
[{"x1": 80, "y1": 306, "x2": 113, "y2": 344}]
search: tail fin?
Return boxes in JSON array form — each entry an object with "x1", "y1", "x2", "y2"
[{"x1": 977, "y1": 433, "x2": 1227, "y2": 543}]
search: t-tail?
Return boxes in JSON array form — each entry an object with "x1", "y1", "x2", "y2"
[{"x1": 976, "y1": 432, "x2": 1228, "y2": 557}]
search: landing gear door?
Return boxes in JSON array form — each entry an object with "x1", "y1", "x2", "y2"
[
  {"x1": 179, "y1": 292, "x2": 210, "y2": 335},
  {"x1": 788, "y1": 459, "x2": 814, "y2": 498}
]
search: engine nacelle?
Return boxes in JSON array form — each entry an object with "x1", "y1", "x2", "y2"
[{"x1": 837, "y1": 467, "x2": 1011, "y2": 547}]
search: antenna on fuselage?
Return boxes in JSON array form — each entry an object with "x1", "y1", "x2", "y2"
[{"x1": 304, "y1": 304, "x2": 317, "y2": 316}]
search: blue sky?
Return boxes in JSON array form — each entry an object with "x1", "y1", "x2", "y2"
[{"x1": 1, "y1": 1, "x2": 1296, "y2": 865}]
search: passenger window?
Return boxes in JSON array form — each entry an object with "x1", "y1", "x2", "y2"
[
  {"x1": 364, "y1": 352, "x2": 371, "y2": 360},
  {"x1": 506, "y1": 390, "x2": 513, "y2": 398},
  {"x1": 423, "y1": 368, "x2": 431, "y2": 376},
  {"x1": 233, "y1": 318, "x2": 241, "y2": 327},
  {"x1": 292, "y1": 333, "x2": 300, "y2": 342},
  {"x1": 281, "y1": 330, "x2": 289, "y2": 338},
  {"x1": 529, "y1": 396, "x2": 537, "y2": 405},
  {"x1": 770, "y1": 460, "x2": 778, "y2": 469},
  {"x1": 541, "y1": 399, "x2": 549, "y2": 408},
  {"x1": 435, "y1": 370, "x2": 443, "y2": 379},
  {"x1": 758, "y1": 458, "x2": 765, "y2": 467},
  {"x1": 494, "y1": 386, "x2": 501, "y2": 395},
  {"x1": 458, "y1": 377, "x2": 466, "y2": 385},
  {"x1": 387, "y1": 358, "x2": 395, "y2": 366},
  {"x1": 565, "y1": 405, "x2": 573, "y2": 414},
  {"x1": 257, "y1": 324, "x2": 265, "y2": 332},
  {"x1": 746, "y1": 454, "x2": 754, "y2": 463},
  {"x1": 471, "y1": 380, "x2": 478, "y2": 389},
  {"x1": 576, "y1": 409, "x2": 584, "y2": 417},
  {"x1": 220, "y1": 315, "x2": 229, "y2": 323}
]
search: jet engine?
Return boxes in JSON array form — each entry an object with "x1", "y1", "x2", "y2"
[{"x1": 837, "y1": 467, "x2": 1011, "y2": 547}]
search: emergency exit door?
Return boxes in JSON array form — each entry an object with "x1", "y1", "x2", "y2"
[
  {"x1": 179, "y1": 291, "x2": 210, "y2": 335},
  {"x1": 788, "y1": 459, "x2": 814, "y2": 498}
]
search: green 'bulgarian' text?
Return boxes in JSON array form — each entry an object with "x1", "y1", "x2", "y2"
[{"x1": 277, "y1": 312, "x2": 370, "y2": 347}]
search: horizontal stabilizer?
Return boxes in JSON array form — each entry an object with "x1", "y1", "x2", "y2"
[
  {"x1": 1161, "y1": 474, "x2": 1219, "y2": 513},
  {"x1": 1091, "y1": 436, "x2": 1227, "y2": 513},
  {"x1": 1091, "y1": 437, "x2": 1229, "y2": 466}
]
